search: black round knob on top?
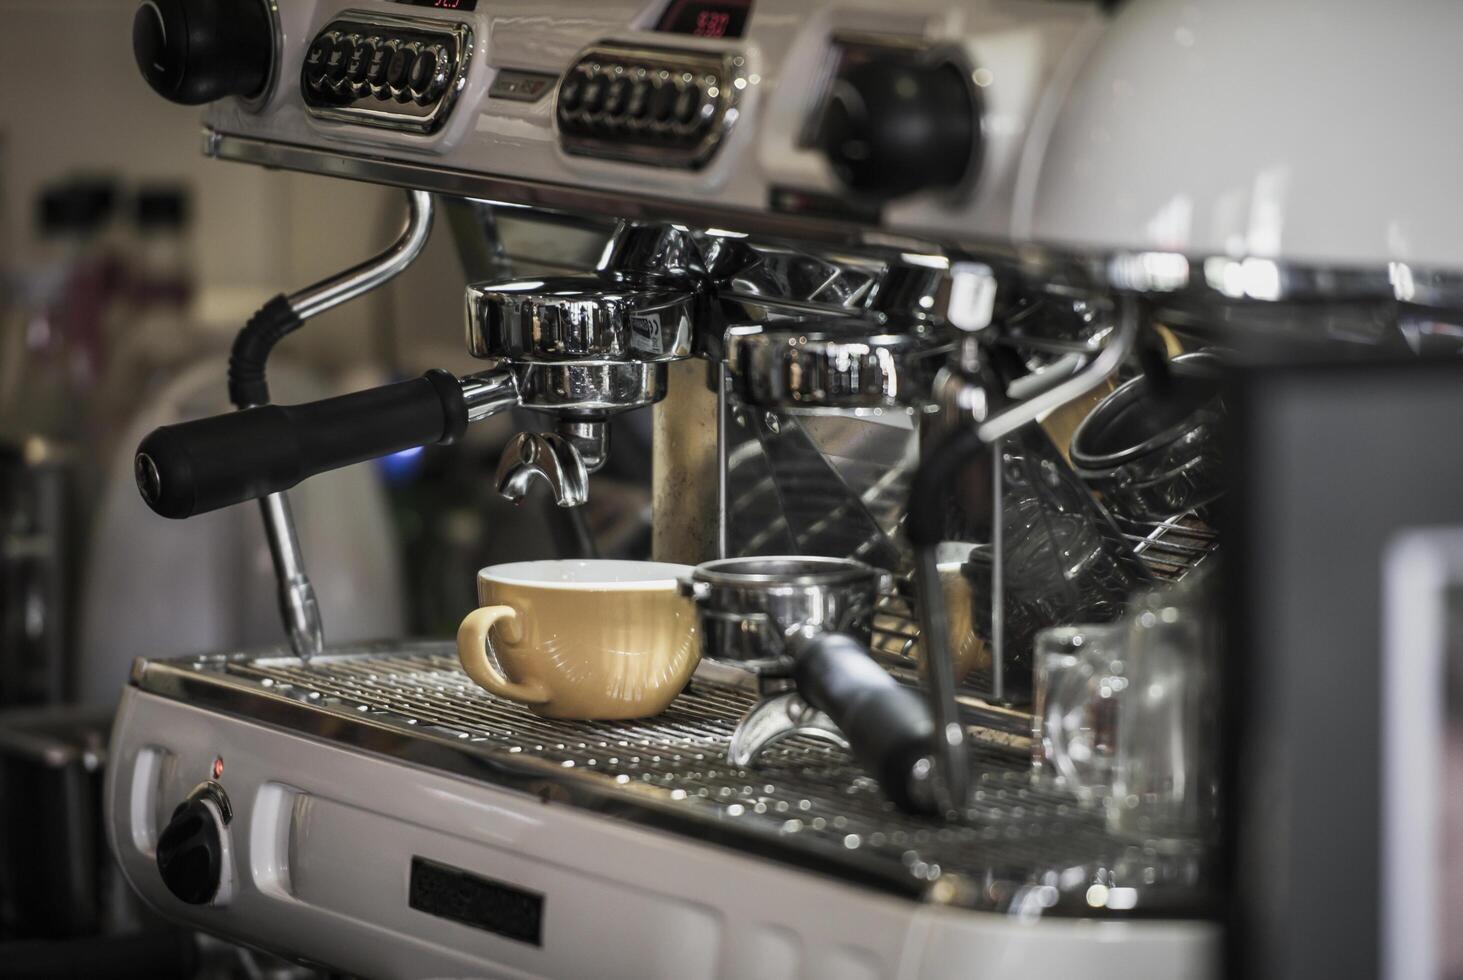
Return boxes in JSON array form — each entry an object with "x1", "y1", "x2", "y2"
[
  {"x1": 818, "y1": 57, "x2": 979, "y2": 199},
  {"x1": 133, "y1": 0, "x2": 274, "y2": 105},
  {"x1": 155, "y1": 795, "x2": 225, "y2": 905}
]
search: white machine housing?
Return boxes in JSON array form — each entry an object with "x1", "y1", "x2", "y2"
[{"x1": 107, "y1": 683, "x2": 1217, "y2": 979}]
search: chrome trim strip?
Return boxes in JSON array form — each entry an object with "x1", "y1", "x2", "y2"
[
  {"x1": 203, "y1": 130, "x2": 1463, "y2": 306},
  {"x1": 203, "y1": 129, "x2": 905, "y2": 246}
]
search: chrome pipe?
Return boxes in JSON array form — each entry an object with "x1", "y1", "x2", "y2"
[
  {"x1": 975, "y1": 294, "x2": 1138, "y2": 444},
  {"x1": 913, "y1": 545, "x2": 970, "y2": 812},
  {"x1": 254, "y1": 189, "x2": 434, "y2": 660},
  {"x1": 990, "y1": 435, "x2": 1005, "y2": 704},
  {"x1": 258, "y1": 491, "x2": 323, "y2": 661},
  {"x1": 459, "y1": 368, "x2": 519, "y2": 422},
  {"x1": 288, "y1": 189, "x2": 434, "y2": 320}
]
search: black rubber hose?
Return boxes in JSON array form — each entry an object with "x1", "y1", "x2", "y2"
[{"x1": 227, "y1": 292, "x2": 302, "y2": 409}]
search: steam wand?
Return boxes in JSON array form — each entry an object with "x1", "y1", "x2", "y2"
[
  {"x1": 228, "y1": 190, "x2": 434, "y2": 660},
  {"x1": 911, "y1": 266, "x2": 1139, "y2": 812}
]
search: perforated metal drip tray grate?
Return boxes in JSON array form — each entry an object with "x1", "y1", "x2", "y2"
[{"x1": 133, "y1": 642, "x2": 1213, "y2": 918}]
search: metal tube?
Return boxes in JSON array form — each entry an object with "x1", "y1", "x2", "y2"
[
  {"x1": 257, "y1": 491, "x2": 323, "y2": 661},
  {"x1": 975, "y1": 294, "x2": 1138, "y2": 444},
  {"x1": 287, "y1": 190, "x2": 435, "y2": 320},
  {"x1": 914, "y1": 545, "x2": 970, "y2": 812},
  {"x1": 716, "y1": 365, "x2": 729, "y2": 560},
  {"x1": 990, "y1": 435, "x2": 1005, "y2": 704},
  {"x1": 253, "y1": 189, "x2": 435, "y2": 660},
  {"x1": 459, "y1": 368, "x2": 519, "y2": 422}
]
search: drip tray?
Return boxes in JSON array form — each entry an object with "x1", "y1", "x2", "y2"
[{"x1": 132, "y1": 641, "x2": 1211, "y2": 917}]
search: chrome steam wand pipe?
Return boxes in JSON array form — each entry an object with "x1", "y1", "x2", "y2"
[
  {"x1": 258, "y1": 492, "x2": 323, "y2": 659},
  {"x1": 906, "y1": 261, "x2": 1001, "y2": 812},
  {"x1": 913, "y1": 546, "x2": 971, "y2": 812},
  {"x1": 915, "y1": 266, "x2": 1140, "y2": 811},
  {"x1": 254, "y1": 190, "x2": 436, "y2": 660},
  {"x1": 990, "y1": 434, "x2": 1005, "y2": 704},
  {"x1": 287, "y1": 190, "x2": 435, "y2": 319}
]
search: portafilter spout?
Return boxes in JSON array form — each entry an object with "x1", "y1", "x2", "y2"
[{"x1": 494, "y1": 421, "x2": 608, "y2": 509}]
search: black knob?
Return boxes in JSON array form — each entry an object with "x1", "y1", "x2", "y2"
[
  {"x1": 155, "y1": 796, "x2": 224, "y2": 905},
  {"x1": 133, "y1": 0, "x2": 273, "y2": 105},
  {"x1": 818, "y1": 57, "x2": 978, "y2": 199}
]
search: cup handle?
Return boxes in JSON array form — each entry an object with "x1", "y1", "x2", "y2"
[
  {"x1": 456, "y1": 605, "x2": 550, "y2": 705},
  {"x1": 1043, "y1": 659, "x2": 1098, "y2": 794}
]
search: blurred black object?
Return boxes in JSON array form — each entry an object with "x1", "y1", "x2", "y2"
[
  {"x1": 0, "y1": 706, "x2": 111, "y2": 940},
  {"x1": 37, "y1": 178, "x2": 117, "y2": 237},
  {"x1": 0, "y1": 439, "x2": 78, "y2": 706},
  {"x1": 132, "y1": 185, "x2": 190, "y2": 230},
  {"x1": 1223, "y1": 357, "x2": 1463, "y2": 980},
  {"x1": 0, "y1": 928, "x2": 197, "y2": 979}
]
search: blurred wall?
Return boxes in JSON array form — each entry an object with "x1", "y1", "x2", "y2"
[{"x1": 0, "y1": 0, "x2": 472, "y2": 381}]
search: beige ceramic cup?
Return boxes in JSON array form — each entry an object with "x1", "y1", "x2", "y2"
[
  {"x1": 456, "y1": 559, "x2": 699, "y2": 720},
  {"x1": 872, "y1": 559, "x2": 988, "y2": 683},
  {"x1": 938, "y1": 560, "x2": 990, "y2": 683}
]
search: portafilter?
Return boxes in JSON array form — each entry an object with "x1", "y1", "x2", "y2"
[
  {"x1": 131, "y1": 227, "x2": 702, "y2": 521},
  {"x1": 681, "y1": 556, "x2": 940, "y2": 815}
]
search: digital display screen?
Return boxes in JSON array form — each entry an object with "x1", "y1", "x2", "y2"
[
  {"x1": 655, "y1": 0, "x2": 751, "y2": 39},
  {"x1": 389, "y1": 0, "x2": 478, "y2": 11}
]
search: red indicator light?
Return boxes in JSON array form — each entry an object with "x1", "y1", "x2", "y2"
[{"x1": 212, "y1": 757, "x2": 225, "y2": 779}]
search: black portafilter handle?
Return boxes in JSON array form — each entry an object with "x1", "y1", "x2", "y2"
[
  {"x1": 792, "y1": 631, "x2": 938, "y2": 814},
  {"x1": 135, "y1": 369, "x2": 467, "y2": 519}
]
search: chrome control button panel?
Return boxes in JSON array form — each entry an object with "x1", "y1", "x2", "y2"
[
  {"x1": 556, "y1": 43, "x2": 746, "y2": 169},
  {"x1": 302, "y1": 12, "x2": 471, "y2": 133}
]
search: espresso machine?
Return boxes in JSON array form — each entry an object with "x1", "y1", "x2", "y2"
[{"x1": 103, "y1": 0, "x2": 1463, "y2": 976}]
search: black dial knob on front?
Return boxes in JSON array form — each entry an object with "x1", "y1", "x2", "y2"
[
  {"x1": 819, "y1": 57, "x2": 978, "y2": 199},
  {"x1": 133, "y1": 0, "x2": 273, "y2": 105},
  {"x1": 155, "y1": 796, "x2": 224, "y2": 905}
]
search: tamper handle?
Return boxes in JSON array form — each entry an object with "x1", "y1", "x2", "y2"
[
  {"x1": 136, "y1": 370, "x2": 466, "y2": 519},
  {"x1": 793, "y1": 632, "x2": 939, "y2": 814}
]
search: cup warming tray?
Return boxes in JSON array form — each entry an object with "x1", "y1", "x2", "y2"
[{"x1": 129, "y1": 641, "x2": 1212, "y2": 918}]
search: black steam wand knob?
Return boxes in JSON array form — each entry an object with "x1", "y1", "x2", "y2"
[
  {"x1": 819, "y1": 57, "x2": 979, "y2": 200},
  {"x1": 133, "y1": 0, "x2": 274, "y2": 105}
]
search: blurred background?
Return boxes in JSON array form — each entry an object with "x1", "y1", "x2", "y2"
[{"x1": 0, "y1": 1, "x2": 649, "y2": 971}]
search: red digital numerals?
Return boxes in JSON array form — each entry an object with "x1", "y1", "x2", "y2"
[{"x1": 693, "y1": 10, "x2": 731, "y2": 37}]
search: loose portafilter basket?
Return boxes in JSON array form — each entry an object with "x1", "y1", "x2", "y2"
[
  {"x1": 1070, "y1": 351, "x2": 1226, "y2": 524},
  {"x1": 682, "y1": 557, "x2": 939, "y2": 814}
]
